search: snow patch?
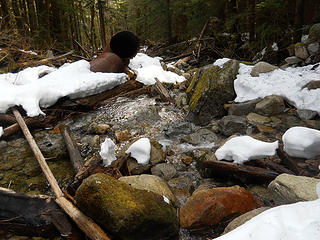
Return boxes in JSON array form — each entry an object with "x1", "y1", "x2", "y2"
[
  {"x1": 234, "y1": 63, "x2": 320, "y2": 114},
  {"x1": 215, "y1": 136, "x2": 278, "y2": 163},
  {"x1": 0, "y1": 127, "x2": 3, "y2": 138},
  {"x1": 213, "y1": 58, "x2": 231, "y2": 67},
  {"x1": 99, "y1": 138, "x2": 117, "y2": 167},
  {"x1": 283, "y1": 126, "x2": 320, "y2": 159},
  {"x1": 129, "y1": 53, "x2": 185, "y2": 85},
  {"x1": 163, "y1": 195, "x2": 170, "y2": 204},
  {"x1": 0, "y1": 60, "x2": 127, "y2": 117},
  {"x1": 125, "y1": 138, "x2": 151, "y2": 165}
]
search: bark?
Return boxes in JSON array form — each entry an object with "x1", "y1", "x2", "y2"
[
  {"x1": 26, "y1": 0, "x2": 37, "y2": 33},
  {"x1": 11, "y1": 0, "x2": 23, "y2": 30},
  {"x1": 97, "y1": 0, "x2": 107, "y2": 48}
]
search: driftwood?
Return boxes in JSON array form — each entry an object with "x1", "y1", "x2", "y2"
[
  {"x1": 153, "y1": 78, "x2": 174, "y2": 104},
  {"x1": 203, "y1": 160, "x2": 279, "y2": 182},
  {"x1": 59, "y1": 124, "x2": 84, "y2": 173},
  {"x1": 13, "y1": 108, "x2": 111, "y2": 240},
  {"x1": 195, "y1": 17, "x2": 212, "y2": 61},
  {"x1": 247, "y1": 158, "x2": 295, "y2": 175},
  {"x1": 0, "y1": 187, "x2": 72, "y2": 237}
]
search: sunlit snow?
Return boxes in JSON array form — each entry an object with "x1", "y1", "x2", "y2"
[
  {"x1": 129, "y1": 53, "x2": 185, "y2": 85},
  {"x1": 0, "y1": 127, "x2": 3, "y2": 138},
  {"x1": 234, "y1": 63, "x2": 320, "y2": 113},
  {"x1": 100, "y1": 138, "x2": 117, "y2": 167},
  {"x1": 283, "y1": 126, "x2": 320, "y2": 159},
  {"x1": 0, "y1": 60, "x2": 127, "y2": 117},
  {"x1": 125, "y1": 138, "x2": 151, "y2": 165},
  {"x1": 215, "y1": 136, "x2": 278, "y2": 163}
]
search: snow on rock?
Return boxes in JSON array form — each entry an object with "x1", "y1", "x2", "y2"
[
  {"x1": 215, "y1": 136, "x2": 278, "y2": 164},
  {"x1": 129, "y1": 53, "x2": 185, "y2": 85},
  {"x1": 213, "y1": 58, "x2": 231, "y2": 67},
  {"x1": 234, "y1": 63, "x2": 320, "y2": 113},
  {"x1": 0, "y1": 60, "x2": 127, "y2": 117},
  {"x1": 0, "y1": 126, "x2": 3, "y2": 138},
  {"x1": 212, "y1": 198, "x2": 320, "y2": 240},
  {"x1": 283, "y1": 126, "x2": 320, "y2": 159},
  {"x1": 125, "y1": 138, "x2": 151, "y2": 165},
  {"x1": 100, "y1": 138, "x2": 117, "y2": 167}
]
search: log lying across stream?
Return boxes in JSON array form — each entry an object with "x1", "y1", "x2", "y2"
[{"x1": 0, "y1": 187, "x2": 72, "y2": 237}]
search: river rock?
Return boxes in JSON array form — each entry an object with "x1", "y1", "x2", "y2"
[
  {"x1": 167, "y1": 175, "x2": 195, "y2": 205},
  {"x1": 302, "y1": 80, "x2": 320, "y2": 90},
  {"x1": 268, "y1": 173, "x2": 320, "y2": 204},
  {"x1": 250, "y1": 62, "x2": 278, "y2": 77},
  {"x1": 181, "y1": 128, "x2": 218, "y2": 146},
  {"x1": 308, "y1": 43, "x2": 319, "y2": 56},
  {"x1": 151, "y1": 163, "x2": 177, "y2": 181},
  {"x1": 75, "y1": 173, "x2": 179, "y2": 240},
  {"x1": 228, "y1": 99, "x2": 260, "y2": 116},
  {"x1": 255, "y1": 95, "x2": 285, "y2": 116},
  {"x1": 308, "y1": 23, "x2": 320, "y2": 43},
  {"x1": 223, "y1": 207, "x2": 271, "y2": 234},
  {"x1": 179, "y1": 185, "x2": 257, "y2": 229},
  {"x1": 295, "y1": 43, "x2": 309, "y2": 59},
  {"x1": 163, "y1": 120, "x2": 195, "y2": 138},
  {"x1": 296, "y1": 109, "x2": 318, "y2": 120},
  {"x1": 218, "y1": 115, "x2": 246, "y2": 137},
  {"x1": 246, "y1": 113, "x2": 271, "y2": 124},
  {"x1": 119, "y1": 174, "x2": 177, "y2": 206},
  {"x1": 186, "y1": 60, "x2": 240, "y2": 125},
  {"x1": 285, "y1": 56, "x2": 303, "y2": 64},
  {"x1": 115, "y1": 129, "x2": 131, "y2": 142}
]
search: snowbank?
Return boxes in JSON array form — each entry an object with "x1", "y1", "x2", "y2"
[
  {"x1": 234, "y1": 63, "x2": 320, "y2": 113},
  {"x1": 0, "y1": 60, "x2": 127, "y2": 117}
]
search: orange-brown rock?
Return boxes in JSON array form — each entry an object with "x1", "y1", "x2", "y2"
[{"x1": 179, "y1": 185, "x2": 257, "y2": 229}]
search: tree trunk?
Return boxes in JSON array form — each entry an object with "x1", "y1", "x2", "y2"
[
  {"x1": 166, "y1": 0, "x2": 173, "y2": 43},
  {"x1": 90, "y1": 2, "x2": 97, "y2": 49},
  {"x1": 248, "y1": 0, "x2": 256, "y2": 43},
  {"x1": 97, "y1": 0, "x2": 107, "y2": 48},
  {"x1": 293, "y1": 0, "x2": 304, "y2": 42},
  {"x1": 0, "y1": 0, "x2": 11, "y2": 28},
  {"x1": 26, "y1": 0, "x2": 37, "y2": 33},
  {"x1": 11, "y1": 0, "x2": 23, "y2": 30}
]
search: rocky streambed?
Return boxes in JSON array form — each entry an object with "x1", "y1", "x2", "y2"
[{"x1": 1, "y1": 55, "x2": 320, "y2": 240}]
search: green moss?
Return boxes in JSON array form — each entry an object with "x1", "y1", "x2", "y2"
[{"x1": 75, "y1": 173, "x2": 178, "y2": 240}]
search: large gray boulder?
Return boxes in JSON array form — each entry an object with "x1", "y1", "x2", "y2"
[
  {"x1": 186, "y1": 60, "x2": 240, "y2": 125},
  {"x1": 250, "y1": 62, "x2": 278, "y2": 77},
  {"x1": 268, "y1": 174, "x2": 320, "y2": 204}
]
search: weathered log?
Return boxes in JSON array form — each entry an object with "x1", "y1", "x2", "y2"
[
  {"x1": 0, "y1": 187, "x2": 72, "y2": 237},
  {"x1": 247, "y1": 158, "x2": 295, "y2": 175},
  {"x1": 203, "y1": 160, "x2": 279, "y2": 182},
  {"x1": 2, "y1": 115, "x2": 57, "y2": 139},
  {"x1": 60, "y1": 80, "x2": 144, "y2": 111},
  {"x1": 13, "y1": 108, "x2": 111, "y2": 240},
  {"x1": 153, "y1": 78, "x2": 174, "y2": 104},
  {"x1": 59, "y1": 124, "x2": 84, "y2": 173}
]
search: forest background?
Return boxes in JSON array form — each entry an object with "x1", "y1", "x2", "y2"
[{"x1": 1, "y1": 0, "x2": 320, "y2": 68}]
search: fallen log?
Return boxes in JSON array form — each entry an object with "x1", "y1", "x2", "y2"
[
  {"x1": 276, "y1": 148, "x2": 301, "y2": 175},
  {"x1": 247, "y1": 158, "x2": 295, "y2": 175},
  {"x1": 12, "y1": 108, "x2": 111, "y2": 240},
  {"x1": 0, "y1": 187, "x2": 72, "y2": 237},
  {"x1": 59, "y1": 124, "x2": 84, "y2": 173},
  {"x1": 203, "y1": 160, "x2": 279, "y2": 182}
]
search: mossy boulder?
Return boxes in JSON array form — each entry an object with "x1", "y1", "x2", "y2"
[
  {"x1": 186, "y1": 60, "x2": 240, "y2": 125},
  {"x1": 75, "y1": 173, "x2": 179, "y2": 240}
]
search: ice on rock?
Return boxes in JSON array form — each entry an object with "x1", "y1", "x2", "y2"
[
  {"x1": 283, "y1": 126, "x2": 320, "y2": 159},
  {"x1": 100, "y1": 138, "x2": 117, "y2": 167},
  {"x1": 215, "y1": 136, "x2": 278, "y2": 164},
  {"x1": 125, "y1": 138, "x2": 151, "y2": 165}
]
